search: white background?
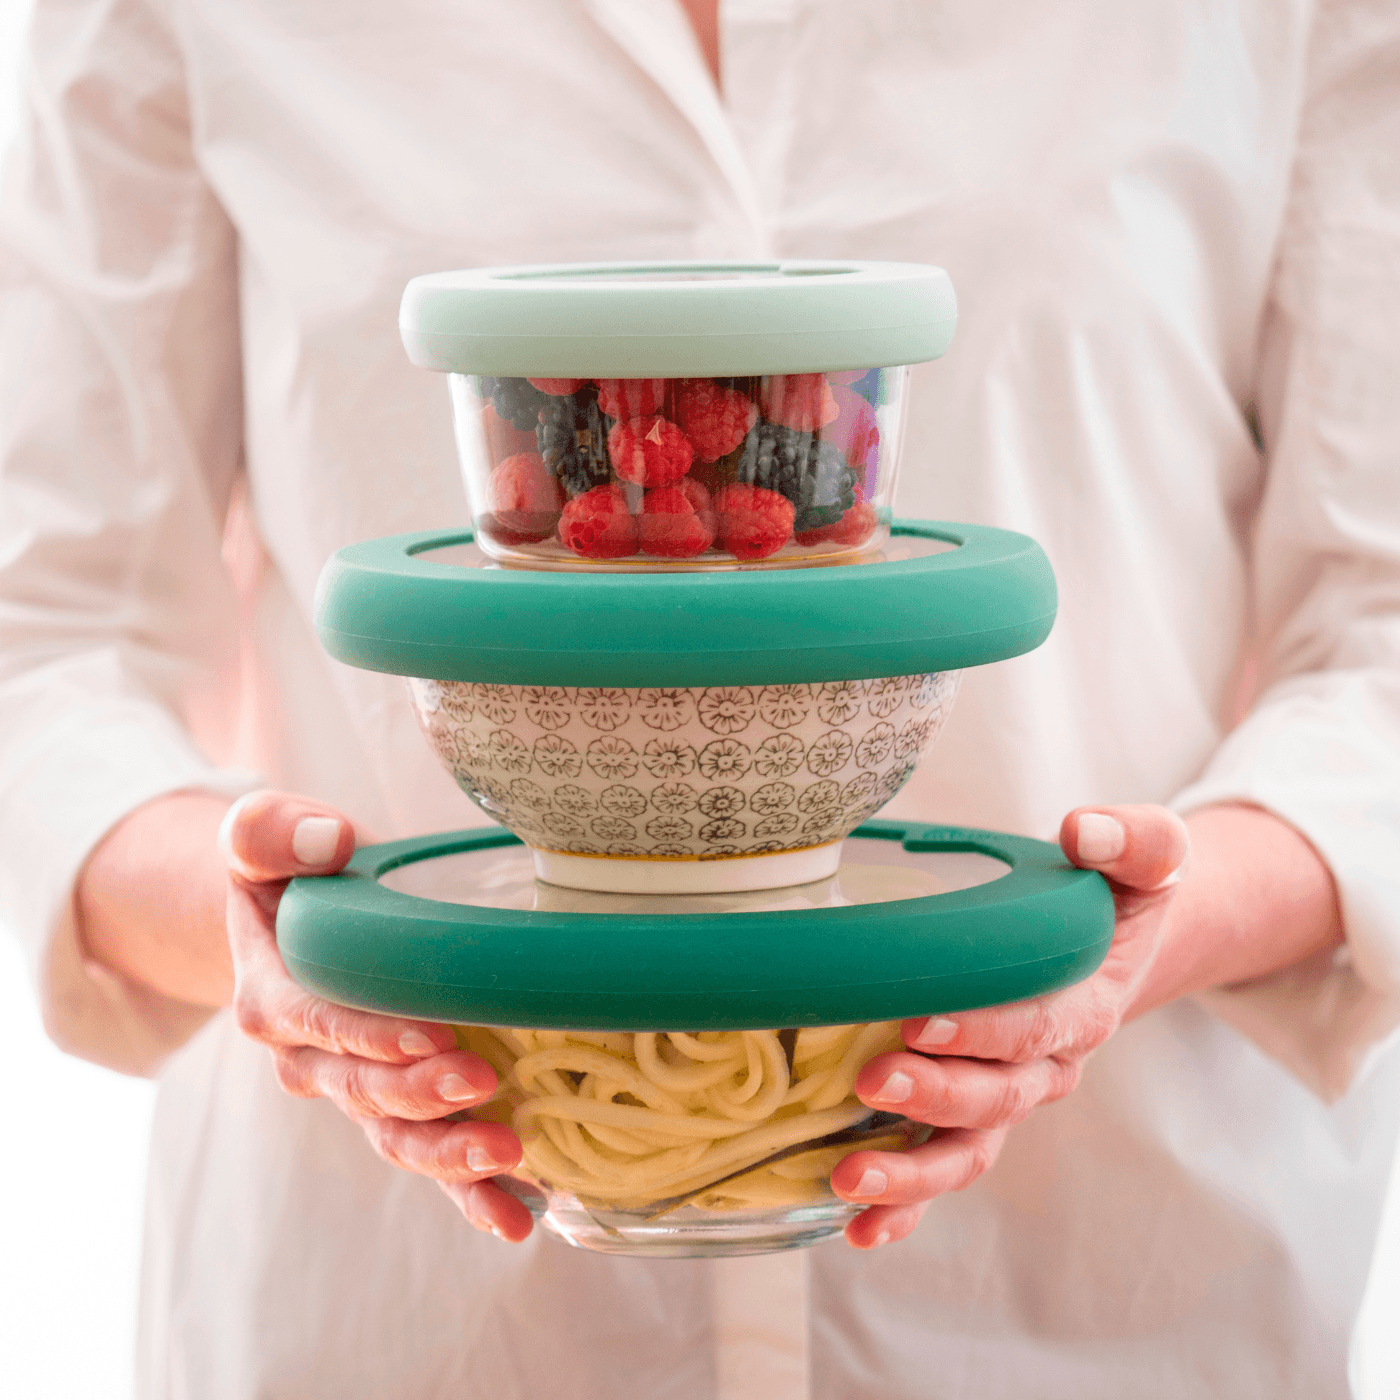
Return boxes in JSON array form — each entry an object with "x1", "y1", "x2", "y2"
[{"x1": 0, "y1": 2, "x2": 1396, "y2": 1396}]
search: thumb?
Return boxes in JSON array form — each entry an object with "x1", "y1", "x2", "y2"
[
  {"x1": 1061, "y1": 803, "x2": 1189, "y2": 893},
  {"x1": 219, "y1": 789, "x2": 356, "y2": 885}
]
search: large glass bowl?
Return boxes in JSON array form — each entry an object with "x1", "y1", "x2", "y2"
[
  {"x1": 449, "y1": 369, "x2": 907, "y2": 570},
  {"x1": 457, "y1": 1020, "x2": 929, "y2": 1256}
]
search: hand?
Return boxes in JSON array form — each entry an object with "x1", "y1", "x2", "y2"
[
  {"x1": 830, "y1": 803, "x2": 1190, "y2": 1249},
  {"x1": 221, "y1": 790, "x2": 533, "y2": 1242}
]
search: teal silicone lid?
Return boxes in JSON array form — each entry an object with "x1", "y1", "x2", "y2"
[
  {"x1": 314, "y1": 521, "x2": 1056, "y2": 687},
  {"x1": 399, "y1": 261, "x2": 957, "y2": 377},
  {"x1": 277, "y1": 822, "x2": 1114, "y2": 1029}
]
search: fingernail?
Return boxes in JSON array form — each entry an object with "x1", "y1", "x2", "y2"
[
  {"x1": 467, "y1": 1145, "x2": 510, "y2": 1173},
  {"x1": 491, "y1": 1226, "x2": 508, "y2": 1242},
  {"x1": 398, "y1": 1030, "x2": 438, "y2": 1058},
  {"x1": 1076, "y1": 812, "x2": 1126, "y2": 864},
  {"x1": 439, "y1": 1073, "x2": 479, "y2": 1103},
  {"x1": 1150, "y1": 862, "x2": 1186, "y2": 891},
  {"x1": 869, "y1": 1070, "x2": 914, "y2": 1105},
  {"x1": 872, "y1": 1230, "x2": 891, "y2": 1248},
  {"x1": 853, "y1": 1167, "x2": 888, "y2": 1198},
  {"x1": 292, "y1": 816, "x2": 342, "y2": 866},
  {"x1": 912, "y1": 1017, "x2": 959, "y2": 1049}
]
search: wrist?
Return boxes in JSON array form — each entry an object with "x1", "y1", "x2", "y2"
[
  {"x1": 75, "y1": 790, "x2": 235, "y2": 1007},
  {"x1": 1126, "y1": 803, "x2": 1344, "y2": 1020}
]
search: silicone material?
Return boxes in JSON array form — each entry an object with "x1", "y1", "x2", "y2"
[
  {"x1": 313, "y1": 521, "x2": 1056, "y2": 687},
  {"x1": 277, "y1": 822, "x2": 1115, "y2": 1029},
  {"x1": 399, "y1": 260, "x2": 957, "y2": 376}
]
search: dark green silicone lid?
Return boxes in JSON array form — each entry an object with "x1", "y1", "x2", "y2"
[
  {"x1": 313, "y1": 521, "x2": 1056, "y2": 687},
  {"x1": 276, "y1": 822, "x2": 1114, "y2": 1029}
]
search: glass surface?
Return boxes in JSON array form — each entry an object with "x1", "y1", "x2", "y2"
[
  {"x1": 458, "y1": 1021, "x2": 929, "y2": 1257},
  {"x1": 388, "y1": 841, "x2": 1005, "y2": 1257},
  {"x1": 448, "y1": 369, "x2": 910, "y2": 570}
]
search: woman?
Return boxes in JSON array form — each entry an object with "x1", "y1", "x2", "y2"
[{"x1": 2, "y1": 1, "x2": 1397, "y2": 1395}]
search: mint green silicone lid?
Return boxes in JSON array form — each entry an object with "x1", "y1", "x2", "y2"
[
  {"x1": 277, "y1": 822, "x2": 1114, "y2": 1029},
  {"x1": 399, "y1": 261, "x2": 957, "y2": 377},
  {"x1": 314, "y1": 520, "x2": 1056, "y2": 687}
]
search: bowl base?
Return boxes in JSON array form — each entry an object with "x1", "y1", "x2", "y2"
[
  {"x1": 530, "y1": 841, "x2": 843, "y2": 895},
  {"x1": 539, "y1": 1195, "x2": 857, "y2": 1258}
]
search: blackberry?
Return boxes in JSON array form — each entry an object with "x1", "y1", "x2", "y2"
[
  {"x1": 725, "y1": 421, "x2": 857, "y2": 532},
  {"x1": 536, "y1": 384, "x2": 613, "y2": 496},
  {"x1": 476, "y1": 376, "x2": 548, "y2": 431}
]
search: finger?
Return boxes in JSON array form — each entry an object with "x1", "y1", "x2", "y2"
[
  {"x1": 438, "y1": 1179, "x2": 535, "y2": 1243},
  {"x1": 1060, "y1": 803, "x2": 1189, "y2": 892},
  {"x1": 357, "y1": 1115, "x2": 522, "y2": 1183},
  {"x1": 227, "y1": 879, "x2": 460, "y2": 1061},
  {"x1": 271, "y1": 1045, "x2": 497, "y2": 1120},
  {"x1": 843, "y1": 1202, "x2": 925, "y2": 1250},
  {"x1": 901, "y1": 972, "x2": 1116, "y2": 1063},
  {"x1": 830, "y1": 1127, "x2": 1008, "y2": 1209},
  {"x1": 219, "y1": 788, "x2": 357, "y2": 885},
  {"x1": 853, "y1": 1050, "x2": 1079, "y2": 1129}
]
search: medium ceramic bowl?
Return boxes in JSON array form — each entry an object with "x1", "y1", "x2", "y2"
[{"x1": 407, "y1": 671, "x2": 960, "y2": 893}]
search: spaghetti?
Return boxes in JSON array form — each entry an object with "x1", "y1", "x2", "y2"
[{"x1": 455, "y1": 1022, "x2": 922, "y2": 1212}]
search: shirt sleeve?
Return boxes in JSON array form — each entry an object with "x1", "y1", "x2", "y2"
[
  {"x1": 1172, "y1": 0, "x2": 1400, "y2": 1102},
  {"x1": 0, "y1": 0, "x2": 260, "y2": 1075}
]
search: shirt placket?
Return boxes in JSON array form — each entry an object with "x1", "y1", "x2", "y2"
[{"x1": 583, "y1": 0, "x2": 770, "y2": 258}]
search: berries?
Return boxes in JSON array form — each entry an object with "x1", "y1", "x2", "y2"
[
  {"x1": 559, "y1": 483, "x2": 639, "y2": 558},
  {"x1": 536, "y1": 385, "x2": 613, "y2": 496},
  {"x1": 674, "y1": 379, "x2": 758, "y2": 462},
  {"x1": 608, "y1": 415, "x2": 694, "y2": 487},
  {"x1": 527, "y1": 377, "x2": 585, "y2": 395},
  {"x1": 640, "y1": 478, "x2": 716, "y2": 558},
  {"x1": 795, "y1": 497, "x2": 879, "y2": 549},
  {"x1": 828, "y1": 385, "x2": 881, "y2": 496},
  {"x1": 595, "y1": 378, "x2": 665, "y2": 421},
  {"x1": 759, "y1": 373, "x2": 838, "y2": 432},
  {"x1": 469, "y1": 373, "x2": 879, "y2": 563},
  {"x1": 476, "y1": 376, "x2": 548, "y2": 431},
  {"x1": 482, "y1": 452, "x2": 562, "y2": 545},
  {"x1": 481, "y1": 402, "x2": 542, "y2": 465},
  {"x1": 725, "y1": 420, "x2": 858, "y2": 533},
  {"x1": 715, "y1": 483, "x2": 795, "y2": 559}
]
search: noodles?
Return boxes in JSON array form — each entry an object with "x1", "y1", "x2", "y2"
[{"x1": 454, "y1": 1022, "x2": 918, "y2": 1212}]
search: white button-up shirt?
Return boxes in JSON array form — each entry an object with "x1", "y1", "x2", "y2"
[{"x1": 3, "y1": 2, "x2": 1400, "y2": 1396}]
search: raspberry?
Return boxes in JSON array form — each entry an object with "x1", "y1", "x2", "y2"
[
  {"x1": 595, "y1": 378, "x2": 665, "y2": 421},
  {"x1": 527, "y1": 377, "x2": 586, "y2": 396},
  {"x1": 559, "y1": 483, "x2": 639, "y2": 559},
  {"x1": 640, "y1": 478, "x2": 716, "y2": 558},
  {"x1": 715, "y1": 483, "x2": 795, "y2": 560},
  {"x1": 828, "y1": 385, "x2": 881, "y2": 496},
  {"x1": 759, "y1": 373, "x2": 838, "y2": 432},
  {"x1": 674, "y1": 379, "x2": 758, "y2": 462},
  {"x1": 795, "y1": 497, "x2": 879, "y2": 549},
  {"x1": 608, "y1": 415, "x2": 694, "y2": 487},
  {"x1": 482, "y1": 452, "x2": 562, "y2": 545},
  {"x1": 826, "y1": 370, "x2": 868, "y2": 386}
]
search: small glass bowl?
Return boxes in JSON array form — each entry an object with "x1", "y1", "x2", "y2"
[
  {"x1": 456, "y1": 1021, "x2": 929, "y2": 1257},
  {"x1": 448, "y1": 369, "x2": 907, "y2": 570}
]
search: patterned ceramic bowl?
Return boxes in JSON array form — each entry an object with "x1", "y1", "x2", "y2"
[{"x1": 407, "y1": 671, "x2": 961, "y2": 893}]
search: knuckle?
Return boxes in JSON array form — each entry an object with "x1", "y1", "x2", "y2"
[
  {"x1": 991, "y1": 1075, "x2": 1036, "y2": 1126},
  {"x1": 954, "y1": 1135, "x2": 998, "y2": 1191},
  {"x1": 333, "y1": 1062, "x2": 384, "y2": 1121},
  {"x1": 271, "y1": 1049, "x2": 314, "y2": 1099},
  {"x1": 232, "y1": 985, "x2": 272, "y2": 1043},
  {"x1": 1043, "y1": 1058, "x2": 1082, "y2": 1104},
  {"x1": 1009, "y1": 1003, "x2": 1059, "y2": 1062}
]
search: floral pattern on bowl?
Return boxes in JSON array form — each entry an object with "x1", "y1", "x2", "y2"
[{"x1": 407, "y1": 673, "x2": 961, "y2": 861}]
